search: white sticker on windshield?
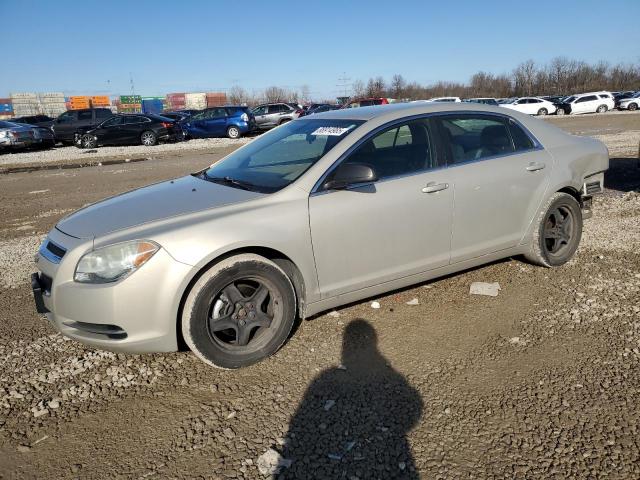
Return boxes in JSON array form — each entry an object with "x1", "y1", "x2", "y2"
[{"x1": 311, "y1": 126, "x2": 353, "y2": 136}]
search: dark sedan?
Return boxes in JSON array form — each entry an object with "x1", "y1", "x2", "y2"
[
  {"x1": 75, "y1": 114, "x2": 184, "y2": 148},
  {"x1": 10, "y1": 114, "x2": 55, "y2": 128}
]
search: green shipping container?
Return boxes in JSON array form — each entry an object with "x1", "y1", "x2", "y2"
[{"x1": 120, "y1": 95, "x2": 142, "y2": 104}]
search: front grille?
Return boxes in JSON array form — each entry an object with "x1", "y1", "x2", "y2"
[
  {"x1": 46, "y1": 241, "x2": 66, "y2": 260},
  {"x1": 585, "y1": 181, "x2": 602, "y2": 195}
]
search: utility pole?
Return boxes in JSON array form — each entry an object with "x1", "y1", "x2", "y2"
[
  {"x1": 336, "y1": 72, "x2": 351, "y2": 98},
  {"x1": 129, "y1": 72, "x2": 135, "y2": 96}
]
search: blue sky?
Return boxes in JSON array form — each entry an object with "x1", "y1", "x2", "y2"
[{"x1": 3, "y1": 0, "x2": 639, "y2": 99}]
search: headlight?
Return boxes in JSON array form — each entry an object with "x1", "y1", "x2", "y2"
[{"x1": 74, "y1": 240, "x2": 159, "y2": 284}]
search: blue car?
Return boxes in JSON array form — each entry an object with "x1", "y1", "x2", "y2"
[{"x1": 181, "y1": 106, "x2": 256, "y2": 139}]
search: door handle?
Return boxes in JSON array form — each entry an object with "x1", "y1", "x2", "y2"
[
  {"x1": 422, "y1": 182, "x2": 449, "y2": 193},
  {"x1": 526, "y1": 162, "x2": 546, "y2": 172}
]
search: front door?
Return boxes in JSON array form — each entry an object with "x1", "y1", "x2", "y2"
[
  {"x1": 435, "y1": 113, "x2": 552, "y2": 263},
  {"x1": 309, "y1": 118, "x2": 453, "y2": 298},
  {"x1": 96, "y1": 115, "x2": 124, "y2": 144}
]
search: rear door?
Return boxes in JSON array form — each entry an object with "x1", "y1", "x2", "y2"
[
  {"x1": 120, "y1": 115, "x2": 149, "y2": 144},
  {"x1": 435, "y1": 113, "x2": 552, "y2": 263},
  {"x1": 201, "y1": 107, "x2": 228, "y2": 136},
  {"x1": 53, "y1": 111, "x2": 78, "y2": 141}
]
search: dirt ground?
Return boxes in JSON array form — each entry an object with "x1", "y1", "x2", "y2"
[{"x1": 0, "y1": 113, "x2": 639, "y2": 479}]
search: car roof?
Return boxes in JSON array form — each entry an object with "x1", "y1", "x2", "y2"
[{"x1": 303, "y1": 101, "x2": 521, "y2": 122}]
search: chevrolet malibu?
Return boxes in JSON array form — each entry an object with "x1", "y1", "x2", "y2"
[{"x1": 32, "y1": 103, "x2": 608, "y2": 369}]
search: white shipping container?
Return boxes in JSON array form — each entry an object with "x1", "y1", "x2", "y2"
[
  {"x1": 12, "y1": 104, "x2": 41, "y2": 115},
  {"x1": 42, "y1": 105, "x2": 67, "y2": 116},
  {"x1": 185, "y1": 92, "x2": 206, "y2": 109},
  {"x1": 39, "y1": 93, "x2": 65, "y2": 104},
  {"x1": 39, "y1": 92, "x2": 65, "y2": 98},
  {"x1": 11, "y1": 92, "x2": 38, "y2": 100}
]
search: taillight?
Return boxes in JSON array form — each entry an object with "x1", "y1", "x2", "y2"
[
  {"x1": 240, "y1": 113, "x2": 249, "y2": 122},
  {"x1": 161, "y1": 122, "x2": 172, "y2": 128},
  {"x1": 295, "y1": 109, "x2": 303, "y2": 114}
]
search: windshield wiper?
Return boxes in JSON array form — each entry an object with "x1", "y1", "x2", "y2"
[{"x1": 202, "y1": 174, "x2": 257, "y2": 191}]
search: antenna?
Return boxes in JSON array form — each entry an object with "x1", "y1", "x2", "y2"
[
  {"x1": 336, "y1": 72, "x2": 351, "y2": 98},
  {"x1": 129, "y1": 72, "x2": 135, "y2": 95}
]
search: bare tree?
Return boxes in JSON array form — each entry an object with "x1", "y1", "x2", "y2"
[
  {"x1": 390, "y1": 74, "x2": 406, "y2": 98},
  {"x1": 263, "y1": 86, "x2": 290, "y2": 103},
  {"x1": 352, "y1": 79, "x2": 366, "y2": 98},
  {"x1": 366, "y1": 76, "x2": 386, "y2": 97},
  {"x1": 228, "y1": 85, "x2": 249, "y2": 105}
]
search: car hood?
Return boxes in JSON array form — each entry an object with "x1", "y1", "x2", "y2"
[{"x1": 56, "y1": 174, "x2": 265, "y2": 239}]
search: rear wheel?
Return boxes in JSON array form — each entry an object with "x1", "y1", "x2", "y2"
[
  {"x1": 226, "y1": 126, "x2": 241, "y2": 139},
  {"x1": 141, "y1": 130, "x2": 157, "y2": 146},
  {"x1": 596, "y1": 104, "x2": 608, "y2": 114},
  {"x1": 628, "y1": 102, "x2": 638, "y2": 111},
  {"x1": 537, "y1": 108, "x2": 548, "y2": 116},
  {"x1": 525, "y1": 192, "x2": 582, "y2": 267},
  {"x1": 181, "y1": 254, "x2": 297, "y2": 369},
  {"x1": 556, "y1": 108, "x2": 566, "y2": 116}
]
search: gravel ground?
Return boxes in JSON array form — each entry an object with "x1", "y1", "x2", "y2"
[
  {"x1": 0, "y1": 136, "x2": 252, "y2": 168},
  {"x1": 0, "y1": 114, "x2": 638, "y2": 479}
]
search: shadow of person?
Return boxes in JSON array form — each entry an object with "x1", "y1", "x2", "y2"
[{"x1": 279, "y1": 319, "x2": 423, "y2": 479}]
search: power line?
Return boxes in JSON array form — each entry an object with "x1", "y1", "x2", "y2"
[{"x1": 336, "y1": 72, "x2": 352, "y2": 98}]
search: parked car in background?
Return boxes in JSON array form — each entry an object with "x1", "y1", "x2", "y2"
[
  {"x1": 182, "y1": 106, "x2": 256, "y2": 139},
  {"x1": 541, "y1": 95, "x2": 567, "y2": 104},
  {"x1": 613, "y1": 91, "x2": 636, "y2": 108},
  {"x1": 10, "y1": 114, "x2": 55, "y2": 128},
  {"x1": 463, "y1": 98, "x2": 499, "y2": 106},
  {"x1": 0, "y1": 121, "x2": 36, "y2": 152},
  {"x1": 343, "y1": 98, "x2": 390, "y2": 108},
  {"x1": 554, "y1": 92, "x2": 615, "y2": 115},
  {"x1": 252, "y1": 103, "x2": 302, "y2": 129},
  {"x1": 52, "y1": 108, "x2": 114, "y2": 144},
  {"x1": 32, "y1": 102, "x2": 608, "y2": 369},
  {"x1": 617, "y1": 92, "x2": 640, "y2": 111},
  {"x1": 500, "y1": 97, "x2": 557, "y2": 115},
  {"x1": 161, "y1": 111, "x2": 193, "y2": 122},
  {"x1": 75, "y1": 114, "x2": 183, "y2": 148},
  {"x1": 428, "y1": 97, "x2": 462, "y2": 102},
  {"x1": 306, "y1": 104, "x2": 342, "y2": 115},
  {"x1": 32, "y1": 126, "x2": 56, "y2": 149}
]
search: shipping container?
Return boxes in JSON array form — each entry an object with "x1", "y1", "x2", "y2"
[
  {"x1": 90, "y1": 95, "x2": 110, "y2": 106},
  {"x1": 11, "y1": 92, "x2": 38, "y2": 100},
  {"x1": 0, "y1": 98, "x2": 11, "y2": 104},
  {"x1": 0, "y1": 103, "x2": 13, "y2": 112},
  {"x1": 120, "y1": 95, "x2": 142, "y2": 104},
  {"x1": 141, "y1": 99, "x2": 164, "y2": 114},
  {"x1": 12, "y1": 104, "x2": 40, "y2": 115},
  {"x1": 38, "y1": 92, "x2": 65, "y2": 104},
  {"x1": 206, "y1": 92, "x2": 227, "y2": 107},
  {"x1": 185, "y1": 92, "x2": 206, "y2": 110}
]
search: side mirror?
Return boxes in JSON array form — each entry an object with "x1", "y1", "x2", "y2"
[{"x1": 323, "y1": 163, "x2": 378, "y2": 190}]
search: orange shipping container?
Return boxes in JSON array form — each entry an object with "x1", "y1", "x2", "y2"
[
  {"x1": 69, "y1": 95, "x2": 90, "y2": 102},
  {"x1": 90, "y1": 96, "x2": 110, "y2": 106}
]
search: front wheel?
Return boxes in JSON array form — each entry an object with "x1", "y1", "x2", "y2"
[
  {"x1": 596, "y1": 104, "x2": 608, "y2": 114},
  {"x1": 80, "y1": 134, "x2": 97, "y2": 149},
  {"x1": 537, "y1": 108, "x2": 548, "y2": 116},
  {"x1": 226, "y1": 126, "x2": 241, "y2": 139},
  {"x1": 181, "y1": 254, "x2": 297, "y2": 369},
  {"x1": 141, "y1": 130, "x2": 157, "y2": 146},
  {"x1": 628, "y1": 102, "x2": 638, "y2": 111},
  {"x1": 525, "y1": 192, "x2": 583, "y2": 267},
  {"x1": 556, "y1": 108, "x2": 566, "y2": 116}
]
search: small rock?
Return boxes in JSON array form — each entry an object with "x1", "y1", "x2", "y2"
[
  {"x1": 257, "y1": 448, "x2": 292, "y2": 475},
  {"x1": 469, "y1": 282, "x2": 501, "y2": 297},
  {"x1": 226, "y1": 411, "x2": 237, "y2": 420},
  {"x1": 370, "y1": 301, "x2": 381, "y2": 309},
  {"x1": 223, "y1": 427, "x2": 235, "y2": 439},
  {"x1": 48, "y1": 400, "x2": 60, "y2": 409},
  {"x1": 324, "y1": 400, "x2": 335, "y2": 411},
  {"x1": 33, "y1": 409, "x2": 49, "y2": 418},
  {"x1": 17, "y1": 445, "x2": 30, "y2": 453},
  {"x1": 406, "y1": 298, "x2": 419, "y2": 306},
  {"x1": 337, "y1": 364, "x2": 347, "y2": 371},
  {"x1": 328, "y1": 453, "x2": 342, "y2": 461},
  {"x1": 399, "y1": 462, "x2": 406, "y2": 470},
  {"x1": 328, "y1": 311, "x2": 340, "y2": 317},
  {"x1": 444, "y1": 407, "x2": 451, "y2": 415}
]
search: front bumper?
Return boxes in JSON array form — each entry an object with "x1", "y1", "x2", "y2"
[{"x1": 32, "y1": 229, "x2": 192, "y2": 353}]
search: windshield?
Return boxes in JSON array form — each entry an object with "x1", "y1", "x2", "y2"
[
  {"x1": 201, "y1": 118, "x2": 364, "y2": 193},
  {"x1": 564, "y1": 96, "x2": 576, "y2": 103}
]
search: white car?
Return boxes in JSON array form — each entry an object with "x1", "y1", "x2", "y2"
[
  {"x1": 428, "y1": 97, "x2": 462, "y2": 103},
  {"x1": 499, "y1": 97, "x2": 557, "y2": 116},
  {"x1": 555, "y1": 92, "x2": 615, "y2": 115},
  {"x1": 618, "y1": 92, "x2": 640, "y2": 111}
]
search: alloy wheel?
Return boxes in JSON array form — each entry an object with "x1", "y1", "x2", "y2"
[
  {"x1": 207, "y1": 278, "x2": 281, "y2": 349},
  {"x1": 141, "y1": 132, "x2": 156, "y2": 146},
  {"x1": 543, "y1": 206, "x2": 575, "y2": 258}
]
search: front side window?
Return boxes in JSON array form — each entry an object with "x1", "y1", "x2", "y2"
[
  {"x1": 339, "y1": 120, "x2": 433, "y2": 180},
  {"x1": 438, "y1": 114, "x2": 514, "y2": 164},
  {"x1": 202, "y1": 119, "x2": 363, "y2": 193},
  {"x1": 78, "y1": 111, "x2": 92, "y2": 121}
]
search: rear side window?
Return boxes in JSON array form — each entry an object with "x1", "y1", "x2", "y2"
[
  {"x1": 102, "y1": 116, "x2": 123, "y2": 127},
  {"x1": 437, "y1": 114, "x2": 515, "y2": 164},
  {"x1": 341, "y1": 119, "x2": 433, "y2": 180},
  {"x1": 78, "y1": 111, "x2": 92, "y2": 121},
  {"x1": 97, "y1": 109, "x2": 113, "y2": 120},
  {"x1": 508, "y1": 120, "x2": 535, "y2": 151}
]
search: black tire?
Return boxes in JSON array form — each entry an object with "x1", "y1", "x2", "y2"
[
  {"x1": 525, "y1": 192, "x2": 583, "y2": 267},
  {"x1": 537, "y1": 108, "x2": 548, "y2": 116},
  {"x1": 226, "y1": 125, "x2": 241, "y2": 139},
  {"x1": 140, "y1": 130, "x2": 157, "y2": 146},
  {"x1": 596, "y1": 104, "x2": 607, "y2": 114},
  {"x1": 628, "y1": 102, "x2": 638, "y2": 111},
  {"x1": 556, "y1": 108, "x2": 566, "y2": 116},
  {"x1": 181, "y1": 254, "x2": 296, "y2": 369}
]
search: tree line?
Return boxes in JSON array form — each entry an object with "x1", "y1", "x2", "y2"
[{"x1": 226, "y1": 57, "x2": 640, "y2": 105}]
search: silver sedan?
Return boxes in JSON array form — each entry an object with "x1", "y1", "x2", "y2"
[{"x1": 32, "y1": 103, "x2": 608, "y2": 368}]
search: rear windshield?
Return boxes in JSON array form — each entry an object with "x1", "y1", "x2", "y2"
[{"x1": 201, "y1": 119, "x2": 364, "y2": 193}]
